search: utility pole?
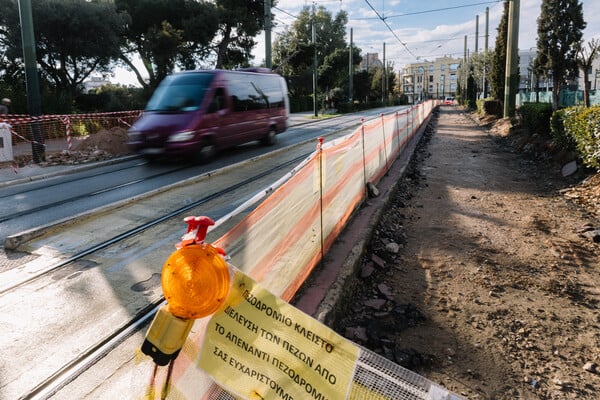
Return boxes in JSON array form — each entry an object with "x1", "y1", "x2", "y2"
[
  {"x1": 312, "y1": 4, "x2": 318, "y2": 117},
  {"x1": 264, "y1": 0, "x2": 272, "y2": 69},
  {"x1": 349, "y1": 28, "x2": 353, "y2": 104},
  {"x1": 484, "y1": 7, "x2": 489, "y2": 98},
  {"x1": 475, "y1": 15, "x2": 479, "y2": 54},
  {"x1": 382, "y1": 42, "x2": 386, "y2": 104},
  {"x1": 475, "y1": 15, "x2": 480, "y2": 99},
  {"x1": 463, "y1": 35, "x2": 468, "y2": 100},
  {"x1": 17, "y1": 0, "x2": 44, "y2": 163},
  {"x1": 503, "y1": 0, "x2": 520, "y2": 118},
  {"x1": 485, "y1": 7, "x2": 489, "y2": 51},
  {"x1": 413, "y1": 69, "x2": 416, "y2": 105}
]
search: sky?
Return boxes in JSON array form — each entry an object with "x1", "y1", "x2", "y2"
[{"x1": 114, "y1": 0, "x2": 600, "y2": 85}]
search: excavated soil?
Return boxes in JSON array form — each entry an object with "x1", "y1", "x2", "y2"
[
  {"x1": 335, "y1": 107, "x2": 600, "y2": 399},
  {"x1": 11, "y1": 127, "x2": 131, "y2": 167}
]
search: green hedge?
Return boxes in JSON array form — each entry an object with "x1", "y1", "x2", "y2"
[
  {"x1": 560, "y1": 106, "x2": 600, "y2": 169},
  {"x1": 517, "y1": 102, "x2": 553, "y2": 135},
  {"x1": 549, "y1": 109, "x2": 576, "y2": 152},
  {"x1": 289, "y1": 96, "x2": 314, "y2": 113},
  {"x1": 477, "y1": 98, "x2": 503, "y2": 117}
]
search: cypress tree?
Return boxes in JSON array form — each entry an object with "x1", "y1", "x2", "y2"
[
  {"x1": 535, "y1": 0, "x2": 586, "y2": 110},
  {"x1": 490, "y1": 1, "x2": 509, "y2": 102}
]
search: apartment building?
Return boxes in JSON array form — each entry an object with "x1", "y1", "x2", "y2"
[{"x1": 400, "y1": 56, "x2": 462, "y2": 103}]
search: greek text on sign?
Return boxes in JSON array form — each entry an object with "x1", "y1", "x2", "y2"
[{"x1": 199, "y1": 270, "x2": 359, "y2": 400}]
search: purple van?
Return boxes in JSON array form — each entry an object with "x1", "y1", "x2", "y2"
[{"x1": 127, "y1": 69, "x2": 290, "y2": 162}]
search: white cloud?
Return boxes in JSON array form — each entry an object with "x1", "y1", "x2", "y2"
[{"x1": 256, "y1": 0, "x2": 599, "y2": 69}]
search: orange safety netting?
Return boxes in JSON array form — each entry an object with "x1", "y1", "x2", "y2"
[{"x1": 150, "y1": 101, "x2": 438, "y2": 400}]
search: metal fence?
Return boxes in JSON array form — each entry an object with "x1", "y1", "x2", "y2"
[{"x1": 516, "y1": 89, "x2": 600, "y2": 107}]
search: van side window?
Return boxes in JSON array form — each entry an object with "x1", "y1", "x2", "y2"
[{"x1": 208, "y1": 88, "x2": 226, "y2": 113}]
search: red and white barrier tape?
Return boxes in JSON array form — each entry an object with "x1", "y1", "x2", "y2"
[
  {"x1": 1, "y1": 110, "x2": 142, "y2": 126},
  {"x1": 59, "y1": 116, "x2": 72, "y2": 151}
]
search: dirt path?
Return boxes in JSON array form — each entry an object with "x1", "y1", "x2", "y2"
[{"x1": 336, "y1": 106, "x2": 600, "y2": 399}]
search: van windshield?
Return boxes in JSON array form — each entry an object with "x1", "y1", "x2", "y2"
[{"x1": 145, "y1": 73, "x2": 215, "y2": 112}]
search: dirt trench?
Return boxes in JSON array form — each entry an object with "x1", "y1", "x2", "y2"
[{"x1": 335, "y1": 106, "x2": 600, "y2": 399}]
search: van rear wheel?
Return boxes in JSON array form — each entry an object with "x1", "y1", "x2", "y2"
[
  {"x1": 261, "y1": 127, "x2": 277, "y2": 146},
  {"x1": 195, "y1": 140, "x2": 217, "y2": 164}
]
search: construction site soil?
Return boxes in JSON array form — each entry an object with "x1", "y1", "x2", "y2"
[{"x1": 333, "y1": 107, "x2": 600, "y2": 399}]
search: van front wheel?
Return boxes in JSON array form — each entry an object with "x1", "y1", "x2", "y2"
[
  {"x1": 261, "y1": 127, "x2": 277, "y2": 146},
  {"x1": 195, "y1": 140, "x2": 217, "y2": 164}
]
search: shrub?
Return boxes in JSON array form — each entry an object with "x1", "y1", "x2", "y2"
[
  {"x1": 289, "y1": 96, "x2": 313, "y2": 113},
  {"x1": 562, "y1": 106, "x2": 600, "y2": 169},
  {"x1": 550, "y1": 109, "x2": 576, "y2": 152},
  {"x1": 477, "y1": 98, "x2": 503, "y2": 117},
  {"x1": 517, "y1": 102, "x2": 553, "y2": 135},
  {"x1": 483, "y1": 99, "x2": 503, "y2": 117}
]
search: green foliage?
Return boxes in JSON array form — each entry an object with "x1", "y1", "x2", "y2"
[
  {"x1": 517, "y1": 102, "x2": 553, "y2": 135},
  {"x1": 75, "y1": 85, "x2": 146, "y2": 112},
  {"x1": 1, "y1": 0, "x2": 128, "y2": 99},
  {"x1": 289, "y1": 95, "x2": 313, "y2": 113},
  {"x1": 213, "y1": 0, "x2": 269, "y2": 69},
  {"x1": 352, "y1": 70, "x2": 372, "y2": 103},
  {"x1": 272, "y1": 5, "x2": 357, "y2": 102},
  {"x1": 465, "y1": 71, "x2": 477, "y2": 109},
  {"x1": 561, "y1": 106, "x2": 600, "y2": 168},
  {"x1": 477, "y1": 99, "x2": 503, "y2": 117},
  {"x1": 273, "y1": 6, "x2": 348, "y2": 77},
  {"x1": 116, "y1": 0, "x2": 219, "y2": 88},
  {"x1": 550, "y1": 109, "x2": 576, "y2": 151},
  {"x1": 490, "y1": 1, "x2": 509, "y2": 101},
  {"x1": 70, "y1": 120, "x2": 95, "y2": 137},
  {"x1": 536, "y1": 0, "x2": 586, "y2": 110},
  {"x1": 318, "y1": 47, "x2": 360, "y2": 92}
]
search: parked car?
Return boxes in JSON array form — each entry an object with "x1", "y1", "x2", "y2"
[
  {"x1": 444, "y1": 97, "x2": 455, "y2": 105},
  {"x1": 127, "y1": 69, "x2": 290, "y2": 163}
]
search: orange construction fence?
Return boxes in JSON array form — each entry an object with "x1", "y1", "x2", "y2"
[{"x1": 146, "y1": 101, "x2": 438, "y2": 399}]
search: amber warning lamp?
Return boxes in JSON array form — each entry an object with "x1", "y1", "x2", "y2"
[{"x1": 141, "y1": 216, "x2": 230, "y2": 366}]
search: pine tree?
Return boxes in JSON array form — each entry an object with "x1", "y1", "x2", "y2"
[
  {"x1": 535, "y1": 0, "x2": 586, "y2": 110},
  {"x1": 490, "y1": 1, "x2": 509, "y2": 101}
]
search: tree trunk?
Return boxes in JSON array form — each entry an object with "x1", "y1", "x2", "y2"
[
  {"x1": 552, "y1": 75, "x2": 560, "y2": 111},
  {"x1": 583, "y1": 74, "x2": 591, "y2": 107}
]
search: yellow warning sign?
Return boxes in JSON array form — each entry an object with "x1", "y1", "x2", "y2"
[{"x1": 199, "y1": 270, "x2": 359, "y2": 400}]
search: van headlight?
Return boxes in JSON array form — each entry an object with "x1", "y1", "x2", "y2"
[
  {"x1": 128, "y1": 131, "x2": 141, "y2": 141},
  {"x1": 168, "y1": 131, "x2": 195, "y2": 142}
]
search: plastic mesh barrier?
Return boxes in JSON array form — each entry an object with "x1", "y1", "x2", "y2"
[
  {"x1": 202, "y1": 347, "x2": 463, "y2": 400},
  {"x1": 147, "y1": 102, "x2": 457, "y2": 400},
  {"x1": 349, "y1": 349, "x2": 463, "y2": 400}
]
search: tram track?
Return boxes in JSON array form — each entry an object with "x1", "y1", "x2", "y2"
[
  {"x1": 1, "y1": 107, "x2": 407, "y2": 400},
  {"x1": 0, "y1": 162, "x2": 193, "y2": 224},
  {"x1": 0, "y1": 153, "x2": 308, "y2": 295},
  {"x1": 1, "y1": 143, "x2": 316, "y2": 400}
]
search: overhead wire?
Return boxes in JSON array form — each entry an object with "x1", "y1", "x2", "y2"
[
  {"x1": 272, "y1": 1, "x2": 501, "y2": 62},
  {"x1": 354, "y1": 1, "x2": 503, "y2": 20},
  {"x1": 362, "y1": 0, "x2": 417, "y2": 58}
]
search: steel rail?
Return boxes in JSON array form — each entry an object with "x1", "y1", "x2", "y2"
[{"x1": 0, "y1": 163, "x2": 192, "y2": 223}]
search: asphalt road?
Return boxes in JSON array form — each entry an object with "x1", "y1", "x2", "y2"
[{"x1": 0, "y1": 108, "x2": 407, "y2": 244}]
